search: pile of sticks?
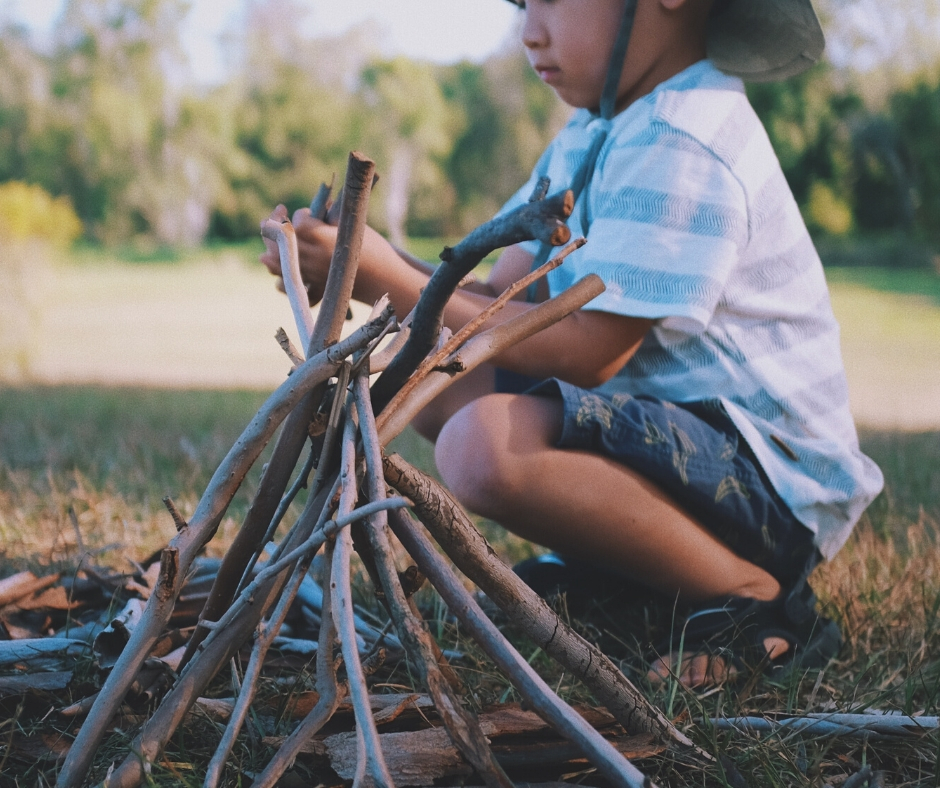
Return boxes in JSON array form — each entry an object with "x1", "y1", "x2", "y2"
[{"x1": 54, "y1": 152, "x2": 696, "y2": 788}]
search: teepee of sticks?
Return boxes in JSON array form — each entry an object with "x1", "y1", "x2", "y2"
[{"x1": 55, "y1": 152, "x2": 699, "y2": 788}]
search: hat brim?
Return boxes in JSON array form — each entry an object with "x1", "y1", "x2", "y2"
[{"x1": 707, "y1": 0, "x2": 825, "y2": 82}]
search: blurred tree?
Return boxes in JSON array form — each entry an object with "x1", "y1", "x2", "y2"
[
  {"x1": 890, "y1": 78, "x2": 940, "y2": 240},
  {"x1": 436, "y1": 52, "x2": 566, "y2": 235},
  {"x1": 358, "y1": 56, "x2": 454, "y2": 246},
  {"x1": 748, "y1": 64, "x2": 861, "y2": 229},
  {"x1": 39, "y1": 0, "x2": 233, "y2": 246},
  {"x1": 209, "y1": 0, "x2": 362, "y2": 238}
]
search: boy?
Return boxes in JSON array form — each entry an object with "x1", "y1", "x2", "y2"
[{"x1": 261, "y1": 0, "x2": 883, "y2": 687}]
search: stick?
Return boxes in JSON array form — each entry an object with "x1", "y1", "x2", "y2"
[
  {"x1": 370, "y1": 188, "x2": 574, "y2": 411},
  {"x1": 0, "y1": 638, "x2": 89, "y2": 666},
  {"x1": 332, "y1": 416, "x2": 395, "y2": 787},
  {"x1": 383, "y1": 452, "x2": 693, "y2": 749},
  {"x1": 261, "y1": 218, "x2": 315, "y2": 347},
  {"x1": 250, "y1": 541, "x2": 343, "y2": 788},
  {"x1": 56, "y1": 316, "x2": 390, "y2": 788},
  {"x1": 353, "y1": 372, "x2": 514, "y2": 788},
  {"x1": 379, "y1": 238, "x2": 585, "y2": 423},
  {"x1": 184, "y1": 152, "x2": 376, "y2": 675},
  {"x1": 711, "y1": 714, "x2": 940, "y2": 739},
  {"x1": 386, "y1": 506, "x2": 656, "y2": 788},
  {"x1": 376, "y1": 274, "x2": 605, "y2": 444}
]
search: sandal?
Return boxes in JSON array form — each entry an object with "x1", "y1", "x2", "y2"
[
  {"x1": 512, "y1": 553, "x2": 663, "y2": 612},
  {"x1": 653, "y1": 581, "x2": 843, "y2": 682}
]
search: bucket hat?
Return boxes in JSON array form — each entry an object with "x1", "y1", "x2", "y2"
[
  {"x1": 708, "y1": 0, "x2": 825, "y2": 82},
  {"x1": 505, "y1": 0, "x2": 825, "y2": 83}
]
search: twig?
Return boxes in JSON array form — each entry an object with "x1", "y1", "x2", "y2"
[
  {"x1": 309, "y1": 178, "x2": 334, "y2": 220},
  {"x1": 204, "y1": 533, "x2": 324, "y2": 786},
  {"x1": 332, "y1": 416, "x2": 395, "y2": 787},
  {"x1": 162, "y1": 497, "x2": 188, "y2": 533},
  {"x1": 235, "y1": 362, "x2": 353, "y2": 598},
  {"x1": 376, "y1": 274, "x2": 605, "y2": 443},
  {"x1": 311, "y1": 152, "x2": 376, "y2": 351},
  {"x1": 261, "y1": 217, "x2": 315, "y2": 347},
  {"x1": 0, "y1": 639, "x2": 89, "y2": 666},
  {"x1": 382, "y1": 452, "x2": 693, "y2": 750},
  {"x1": 275, "y1": 327, "x2": 305, "y2": 368},
  {"x1": 353, "y1": 372, "x2": 514, "y2": 788},
  {"x1": 183, "y1": 152, "x2": 377, "y2": 677},
  {"x1": 379, "y1": 238, "x2": 585, "y2": 422},
  {"x1": 250, "y1": 542, "x2": 343, "y2": 788},
  {"x1": 711, "y1": 713, "x2": 940, "y2": 739},
  {"x1": 370, "y1": 188, "x2": 574, "y2": 411},
  {"x1": 386, "y1": 506, "x2": 656, "y2": 788}
]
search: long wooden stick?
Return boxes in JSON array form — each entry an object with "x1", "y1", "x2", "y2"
[
  {"x1": 332, "y1": 416, "x2": 395, "y2": 787},
  {"x1": 386, "y1": 506, "x2": 656, "y2": 788},
  {"x1": 376, "y1": 274, "x2": 605, "y2": 443},
  {"x1": 378, "y1": 238, "x2": 584, "y2": 423},
  {"x1": 353, "y1": 372, "x2": 515, "y2": 788},
  {"x1": 261, "y1": 218, "x2": 315, "y2": 347},
  {"x1": 250, "y1": 543, "x2": 342, "y2": 788},
  {"x1": 184, "y1": 152, "x2": 376, "y2": 672},
  {"x1": 370, "y1": 187, "x2": 573, "y2": 411}
]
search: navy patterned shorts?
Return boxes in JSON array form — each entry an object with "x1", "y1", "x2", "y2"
[{"x1": 494, "y1": 370, "x2": 817, "y2": 584}]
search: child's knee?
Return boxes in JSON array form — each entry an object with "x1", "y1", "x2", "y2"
[{"x1": 435, "y1": 396, "x2": 517, "y2": 516}]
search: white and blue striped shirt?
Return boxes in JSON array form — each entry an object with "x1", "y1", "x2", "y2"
[{"x1": 503, "y1": 60, "x2": 883, "y2": 560}]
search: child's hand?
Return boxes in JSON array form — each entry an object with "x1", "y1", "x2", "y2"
[{"x1": 259, "y1": 204, "x2": 338, "y2": 306}]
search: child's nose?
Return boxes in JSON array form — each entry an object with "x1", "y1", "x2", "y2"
[{"x1": 520, "y1": 7, "x2": 549, "y2": 49}]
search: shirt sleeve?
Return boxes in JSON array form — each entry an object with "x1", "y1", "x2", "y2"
[{"x1": 549, "y1": 121, "x2": 749, "y2": 335}]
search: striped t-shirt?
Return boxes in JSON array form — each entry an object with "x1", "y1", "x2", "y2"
[{"x1": 503, "y1": 59, "x2": 883, "y2": 560}]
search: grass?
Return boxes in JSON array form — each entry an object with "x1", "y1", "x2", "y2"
[{"x1": 0, "y1": 246, "x2": 939, "y2": 784}]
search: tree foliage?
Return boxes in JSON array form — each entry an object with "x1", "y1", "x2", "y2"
[{"x1": 0, "y1": 0, "x2": 938, "y2": 255}]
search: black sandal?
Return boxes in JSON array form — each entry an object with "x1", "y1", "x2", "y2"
[
  {"x1": 512, "y1": 553, "x2": 662, "y2": 612},
  {"x1": 655, "y1": 581, "x2": 843, "y2": 680}
]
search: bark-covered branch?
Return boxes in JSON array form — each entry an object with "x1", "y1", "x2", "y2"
[{"x1": 369, "y1": 188, "x2": 574, "y2": 411}]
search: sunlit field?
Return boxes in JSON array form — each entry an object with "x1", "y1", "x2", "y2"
[{"x1": 0, "y1": 245, "x2": 938, "y2": 785}]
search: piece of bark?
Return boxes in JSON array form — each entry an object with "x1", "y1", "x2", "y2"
[
  {"x1": 0, "y1": 670, "x2": 73, "y2": 698},
  {"x1": 275, "y1": 706, "x2": 661, "y2": 786},
  {"x1": 0, "y1": 572, "x2": 60, "y2": 608},
  {"x1": 0, "y1": 639, "x2": 90, "y2": 666}
]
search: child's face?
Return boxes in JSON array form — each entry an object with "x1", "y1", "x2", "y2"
[{"x1": 518, "y1": 0, "x2": 629, "y2": 111}]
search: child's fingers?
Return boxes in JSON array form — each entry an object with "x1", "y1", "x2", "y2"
[{"x1": 291, "y1": 206, "x2": 313, "y2": 227}]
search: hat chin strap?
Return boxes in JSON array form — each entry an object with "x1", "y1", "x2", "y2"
[
  {"x1": 524, "y1": 0, "x2": 637, "y2": 300},
  {"x1": 599, "y1": 0, "x2": 637, "y2": 120}
]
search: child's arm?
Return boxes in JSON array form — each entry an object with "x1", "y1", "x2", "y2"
[{"x1": 261, "y1": 205, "x2": 651, "y2": 387}]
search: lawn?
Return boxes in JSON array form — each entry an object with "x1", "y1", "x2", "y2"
[{"x1": 0, "y1": 245, "x2": 938, "y2": 785}]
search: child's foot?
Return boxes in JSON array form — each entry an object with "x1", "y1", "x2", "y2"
[{"x1": 646, "y1": 592, "x2": 842, "y2": 689}]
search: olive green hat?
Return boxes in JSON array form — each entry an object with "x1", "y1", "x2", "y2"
[
  {"x1": 505, "y1": 0, "x2": 825, "y2": 83},
  {"x1": 708, "y1": 0, "x2": 825, "y2": 82}
]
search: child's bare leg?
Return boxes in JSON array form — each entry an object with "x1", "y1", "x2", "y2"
[
  {"x1": 411, "y1": 364, "x2": 496, "y2": 443},
  {"x1": 435, "y1": 392, "x2": 787, "y2": 686}
]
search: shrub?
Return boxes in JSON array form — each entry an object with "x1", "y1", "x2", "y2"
[{"x1": 0, "y1": 181, "x2": 83, "y2": 247}]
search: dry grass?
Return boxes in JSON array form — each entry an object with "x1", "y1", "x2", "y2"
[{"x1": 0, "y1": 252, "x2": 938, "y2": 785}]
